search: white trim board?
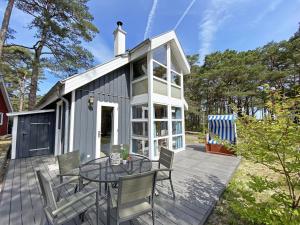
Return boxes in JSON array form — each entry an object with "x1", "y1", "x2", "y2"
[
  {"x1": 69, "y1": 91, "x2": 75, "y2": 152},
  {"x1": 7, "y1": 109, "x2": 55, "y2": 117},
  {"x1": 95, "y1": 101, "x2": 119, "y2": 159},
  {"x1": 11, "y1": 116, "x2": 18, "y2": 159}
]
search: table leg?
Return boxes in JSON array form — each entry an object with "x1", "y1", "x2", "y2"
[
  {"x1": 79, "y1": 177, "x2": 83, "y2": 191},
  {"x1": 107, "y1": 187, "x2": 111, "y2": 225}
]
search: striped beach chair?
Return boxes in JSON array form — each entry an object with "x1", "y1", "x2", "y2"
[{"x1": 206, "y1": 115, "x2": 237, "y2": 155}]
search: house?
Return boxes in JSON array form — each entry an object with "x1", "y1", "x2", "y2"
[
  {"x1": 8, "y1": 22, "x2": 190, "y2": 161},
  {"x1": 0, "y1": 78, "x2": 13, "y2": 135}
]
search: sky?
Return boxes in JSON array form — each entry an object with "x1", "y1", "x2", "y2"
[{"x1": 1, "y1": 0, "x2": 300, "y2": 95}]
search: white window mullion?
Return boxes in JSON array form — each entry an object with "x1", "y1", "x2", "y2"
[{"x1": 148, "y1": 50, "x2": 154, "y2": 159}]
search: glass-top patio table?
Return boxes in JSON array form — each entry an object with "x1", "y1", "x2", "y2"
[
  {"x1": 79, "y1": 154, "x2": 152, "y2": 225},
  {"x1": 79, "y1": 153, "x2": 152, "y2": 184}
]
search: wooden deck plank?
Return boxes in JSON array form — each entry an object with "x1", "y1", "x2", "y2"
[
  {"x1": 0, "y1": 149, "x2": 240, "y2": 225},
  {"x1": 9, "y1": 159, "x2": 23, "y2": 225},
  {"x1": 0, "y1": 160, "x2": 15, "y2": 225},
  {"x1": 20, "y1": 157, "x2": 36, "y2": 225}
]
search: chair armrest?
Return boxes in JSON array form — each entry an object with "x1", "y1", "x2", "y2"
[
  {"x1": 57, "y1": 173, "x2": 79, "y2": 177},
  {"x1": 53, "y1": 177, "x2": 79, "y2": 190},
  {"x1": 52, "y1": 189, "x2": 97, "y2": 216},
  {"x1": 156, "y1": 168, "x2": 174, "y2": 172}
]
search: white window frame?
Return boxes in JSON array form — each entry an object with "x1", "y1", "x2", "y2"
[{"x1": 0, "y1": 112, "x2": 3, "y2": 125}]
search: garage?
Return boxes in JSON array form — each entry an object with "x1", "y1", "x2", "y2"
[{"x1": 8, "y1": 110, "x2": 56, "y2": 159}]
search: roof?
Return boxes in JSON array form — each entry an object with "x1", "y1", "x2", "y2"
[
  {"x1": 0, "y1": 78, "x2": 13, "y2": 112},
  {"x1": 37, "y1": 30, "x2": 190, "y2": 109},
  {"x1": 7, "y1": 109, "x2": 55, "y2": 117}
]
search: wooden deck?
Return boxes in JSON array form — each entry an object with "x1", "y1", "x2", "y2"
[{"x1": 0, "y1": 149, "x2": 240, "y2": 225}]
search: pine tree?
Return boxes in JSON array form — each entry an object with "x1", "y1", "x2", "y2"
[{"x1": 5, "y1": 0, "x2": 99, "y2": 109}]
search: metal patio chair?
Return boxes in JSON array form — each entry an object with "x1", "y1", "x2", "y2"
[
  {"x1": 107, "y1": 171, "x2": 157, "y2": 225},
  {"x1": 152, "y1": 147, "x2": 175, "y2": 199},
  {"x1": 36, "y1": 170, "x2": 99, "y2": 225}
]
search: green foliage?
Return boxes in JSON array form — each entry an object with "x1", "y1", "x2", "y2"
[
  {"x1": 228, "y1": 88, "x2": 300, "y2": 225},
  {"x1": 4, "y1": 0, "x2": 99, "y2": 108},
  {"x1": 0, "y1": 46, "x2": 35, "y2": 111},
  {"x1": 184, "y1": 25, "x2": 300, "y2": 131},
  {"x1": 121, "y1": 147, "x2": 129, "y2": 160}
]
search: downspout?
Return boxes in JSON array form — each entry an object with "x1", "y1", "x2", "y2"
[
  {"x1": 54, "y1": 82, "x2": 69, "y2": 153},
  {"x1": 60, "y1": 96, "x2": 69, "y2": 153}
]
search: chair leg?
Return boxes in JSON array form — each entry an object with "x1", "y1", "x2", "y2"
[
  {"x1": 152, "y1": 210, "x2": 155, "y2": 225},
  {"x1": 96, "y1": 192, "x2": 99, "y2": 225},
  {"x1": 169, "y1": 178, "x2": 175, "y2": 199}
]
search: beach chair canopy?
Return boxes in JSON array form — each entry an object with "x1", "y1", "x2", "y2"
[{"x1": 207, "y1": 115, "x2": 237, "y2": 144}]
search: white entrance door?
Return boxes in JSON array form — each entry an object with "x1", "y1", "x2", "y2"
[{"x1": 95, "y1": 101, "x2": 118, "y2": 158}]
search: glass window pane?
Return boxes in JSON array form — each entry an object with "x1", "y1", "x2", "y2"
[
  {"x1": 132, "y1": 122, "x2": 148, "y2": 137},
  {"x1": 132, "y1": 79, "x2": 148, "y2": 96},
  {"x1": 153, "y1": 62, "x2": 167, "y2": 80},
  {"x1": 132, "y1": 139, "x2": 149, "y2": 157},
  {"x1": 172, "y1": 107, "x2": 182, "y2": 119},
  {"x1": 154, "y1": 138, "x2": 168, "y2": 157},
  {"x1": 171, "y1": 71, "x2": 181, "y2": 86},
  {"x1": 172, "y1": 136, "x2": 183, "y2": 150},
  {"x1": 171, "y1": 51, "x2": 181, "y2": 73},
  {"x1": 132, "y1": 105, "x2": 148, "y2": 119},
  {"x1": 154, "y1": 104, "x2": 168, "y2": 119},
  {"x1": 172, "y1": 121, "x2": 182, "y2": 135},
  {"x1": 154, "y1": 121, "x2": 168, "y2": 137},
  {"x1": 133, "y1": 57, "x2": 147, "y2": 80},
  {"x1": 153, "y1": 45, "x2": 167, "y2": 66}
]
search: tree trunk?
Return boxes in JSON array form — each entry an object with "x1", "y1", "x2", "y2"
[
  {"x1": 28, "y1": 53, "x2": 39, "y2": 110},
  {"x1": 18, "y1": 74, "x2": 26, "y2": 111},
  {"x1": 0, "y1": 0, "x2": 14, "y2": 58}
]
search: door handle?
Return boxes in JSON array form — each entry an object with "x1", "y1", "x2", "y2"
[{"x1": 98, "y1": 131, "x2": 102, "y2": 137}]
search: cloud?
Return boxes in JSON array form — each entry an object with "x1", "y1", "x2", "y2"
[
  {"x1": 144, "y1": 0, "x2": 158, "y2": 40},
  {"x1": 174, "y1": 0, "x2": 197, "y2": 30},
  {"x1": 198, "y1": 0, "x2": 245, "y2": 63},
  {"x1": 252, "y1": 0, "x2": 283, "y2": 25}
]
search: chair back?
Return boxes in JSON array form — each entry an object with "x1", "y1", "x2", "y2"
[
  {"x1": 57, "y1": 150, "x2": 80, "y2": 174},
  {"x1": 117, "y1": 171, "x2": 156, "y2": 206},
  {"x1": 159, "y1": 147, "x2": 174, "y2": 169},
  {"x1": 111, "y1": 144, "x2": 130, "y2": 153},
  {"x1": 36, "y1": 170, "x2": 57, "y2": 210}
]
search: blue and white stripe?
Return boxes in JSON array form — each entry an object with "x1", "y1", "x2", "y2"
[{"x1": 207, "y1": 115, "x2": 236, "y2": 144}]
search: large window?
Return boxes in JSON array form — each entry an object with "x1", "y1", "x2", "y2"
[
  {"x1": 132, "y1": 105, "x2": 148, "y2": 119},
  {"x1": 133, "y1": 57, "x2": 147, "y2": 80},
  {"x1": 171, "y1": 106, "x2": 183, "y2": 150},
  {"x1": 154, "y1": 138, "x2": 168, "y2": 157},
  {"x1": 171, "y1": 50, "x2": 181, "y2": 73},
  {"x1": 153, "y1": 104, "x2": 169, "y2": 156},
  {"x1": 132, "y1": 122, "x2": 148, "y2": 137},
  {"x1": 132, "y1": 104, "x2": 149, "y2": 157},
  {"x1": 132, "y1": 139, "x2": 149, "y2": 156},
  {"x1": 153, "y1": 45, "x2": 167, "y2": 66},
  {"x1": 153, "y1": 62, "x2": 167, "y2": 80},
  {"x1": 154, "y1": 104, "x2": 168, "y2": 119}
]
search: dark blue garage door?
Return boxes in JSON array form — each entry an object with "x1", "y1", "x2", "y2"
[{"x1": 16, "y1": 112, "x2": 55, "y2": 158}]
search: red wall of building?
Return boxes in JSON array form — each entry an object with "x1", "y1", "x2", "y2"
[{"x1": 0, "y1": 90, "x2": 9, "y2": 135}]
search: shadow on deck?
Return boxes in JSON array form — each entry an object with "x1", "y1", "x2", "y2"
[{"x1": 0, "y1": 149, "x2": 240, "y2": 225}]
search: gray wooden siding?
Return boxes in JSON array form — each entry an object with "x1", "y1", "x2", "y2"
[{"x1": 73, "y1": 64, "x2": 130, "y2": 161}]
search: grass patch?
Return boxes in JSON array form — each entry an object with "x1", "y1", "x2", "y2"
[{"x1": 206, "y1": 159, "x2": 299, "y2": 225}]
